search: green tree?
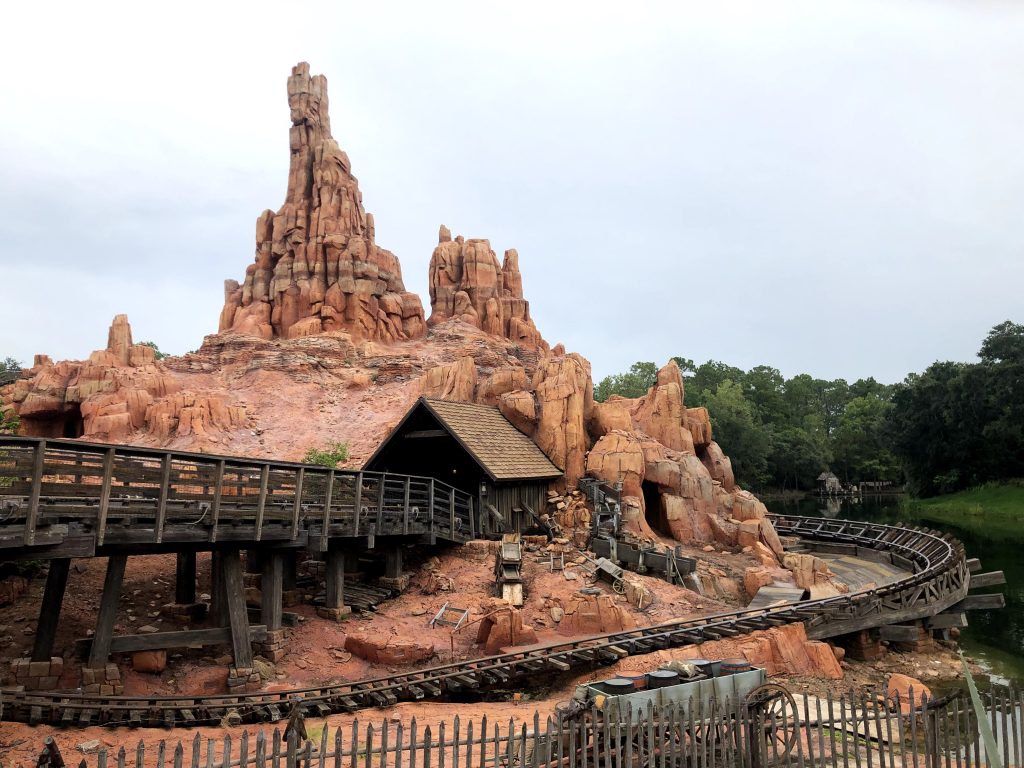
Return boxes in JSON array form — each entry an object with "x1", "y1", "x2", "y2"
[
  {"x1": 0, "y1": 397, "x2": 18, "y2": 434},
  {"x1": 0, "y1": 357, "x2": 20, "y2": 374},
  {"x1": 593, "y1": 361, "x2": 658, "y2": 402},
  {"x1": 138, "y1": 341, "x2": 167, "y2": 360},
  {"x1": 832, "y1": 395, "x2": 900, "y2": 484},
  {"x1": 703, "y1": 380, "x2": 770, "y2": 488},
  {"x1": 768, "y1": 424, "x2": 830, "y2": 492}
]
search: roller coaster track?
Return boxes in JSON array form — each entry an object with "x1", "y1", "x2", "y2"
[{"x1": 0, "y1": 509, "x2": 977, "y2": 728}]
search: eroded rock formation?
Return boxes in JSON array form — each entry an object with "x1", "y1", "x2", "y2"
[
  {"x1": 219, "y1": 63, "x2": 425, "y2": 343},
  {"x1": 428, "y1": 227, "x2": 547, "y2": 349},
  {"x1": 9, "y1": 316, "x2": 247, "y2": 450}
]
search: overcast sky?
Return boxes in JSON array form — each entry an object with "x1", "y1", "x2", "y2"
[{"x1": 1, "y1": 1, "x2": 1021, "y2": 384}]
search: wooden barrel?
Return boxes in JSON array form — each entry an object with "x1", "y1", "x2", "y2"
[
  {"x1": 720, "y1": 658, "x2": 752, "y2": 675},
  {"x1": 646, "y1": 669, "x2": 681, "y2": 689}
]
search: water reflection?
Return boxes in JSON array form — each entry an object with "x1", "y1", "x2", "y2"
[{"x1": 765, "y1": 494, "x2": 1024, "y2": 686}]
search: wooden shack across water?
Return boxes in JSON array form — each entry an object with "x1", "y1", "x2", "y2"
[{"x1": 365, "y1": 397, "x2": 563, "y2": 536}]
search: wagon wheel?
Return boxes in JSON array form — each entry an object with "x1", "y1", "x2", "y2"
[
  {"x1": 613, "y1": 578, "x2": 626, "y2": 594},
  {"x1": 687, "y1": 707, "x2": 740, "y2": 760},
  {"x1": 744, "y1": 683, "x2": 800, "y2": 764}
]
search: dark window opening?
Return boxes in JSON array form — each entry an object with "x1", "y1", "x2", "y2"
[{"x1": 642, "y1": 480, "x2": 667, "y2": 536}]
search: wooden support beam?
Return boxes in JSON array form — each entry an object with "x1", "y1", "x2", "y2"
[
  {"x1": 88, "y1": 554, "x2": 127, "y2": 668},
  {"x1": 255, "y1": 464, "x2": 269, "y2": 541},
  {"x1": 155, "y1": 453, "x2": 172, "y2": 543},
  {"x1": 966, "y1": 558, "x2": 982, "y2": 573},
  {"x1": 209, "y1": 459, "x2": 225, "y2": 543},
  {"x1": 25, "y1": 439, "x2": 46, "y2": 546},
  {"x1": 220, "y1": 549, "x2": 253, "y2": 669},
  {"x1": 970, "y1": 571, "x2": 1006, "y2": 589},
  {"x1": 385, "y1": 547, "x2": 403, "y2": 579},
  {"x1": 325, "y1": 546, "x2": 345, "y2": 610},
  {"x1": 96, "y1": 447, "x2": 116, "y2": 546},
  {"x1": 320, "y1": 470, "x2": 335, "y2": 552},
  {"x1": 291, "y1": 467, "x2": 304, "y2": 540},
  {"x1": 175, "y1": 552, "x2": 197, "y2": 604},
  {"x1": 261, "y1": 552, "x2": 283, "y2": 631},
  {"x1": 402, "y1": 477, "x2": 411, "y2": 535},
  {"x1": 877, "y1": 624, "x2": 922, "y2": 643},
  {"x1": 402, "y1": 429, "x2": 448, "y2": 439},
  {"x1": 952, "y1": 593, "x2": 1005, "y2": 611},
  {"x1": 210, "y1": 551, "x2": 227, "y2": 627},
  {"x1": 76, "y1": 625, "x2": 268, "y2": 656},
  {"x1": 31, "y1": 558, "x2": 70, "y2": 662},
  {"x1": 353, "y1": 472, "x2": 362, "y2": 537},
  {"x1": 927, "y1": 612, "x2": 968, "y2": 629}
]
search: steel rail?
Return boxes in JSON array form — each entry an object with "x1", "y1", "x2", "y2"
[{"x1": 0, "y1": 514, "x2": 971, "y2": 728}]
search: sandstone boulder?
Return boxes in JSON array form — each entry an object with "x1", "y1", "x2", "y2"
[
  {"x1": 420, "y1": 357, "x2": 477, "y2": 401},
  {"x1": 475, "y1": 601, "x2": 538, "y2": 654},
  {"x1": 555, "y1": 592, "x2": 636, "y2": 635},
  {"x1": 344, "y1": 633, "x2": 435, "y2": 665},
  {"x1": 888, "y1": 673, "x2": 932, "y2": 710},
  {"x1": 533, "y1": 353, "x2": 592, "y2": 486}
]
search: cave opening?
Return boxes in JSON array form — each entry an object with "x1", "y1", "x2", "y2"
[
  {"x1": 642, "y1": 480, "x2": 667, "y2": 536},
  {"x1": 62, "y1": 404, "x2": 84, "y2": 438}
]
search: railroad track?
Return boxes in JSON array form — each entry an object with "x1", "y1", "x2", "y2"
[{"x1": 0, "y1": 515, "x2": 976, "y2": 728}]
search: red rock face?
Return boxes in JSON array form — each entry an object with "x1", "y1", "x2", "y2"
[
  {"x1": 428, "y1": 227, "x2": 547, "y2": 349},
  {"x1": 219, "y1": 62, "x2": 425, "y2": 344}
]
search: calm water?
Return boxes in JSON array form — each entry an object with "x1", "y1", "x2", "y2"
[{"x1": 765, "y1": 495, "x2": 1024, "y2": 686}]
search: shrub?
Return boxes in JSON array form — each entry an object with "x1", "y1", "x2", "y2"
[{"x1": 302, "y1": 441, "x2": 350, "y2": 467}]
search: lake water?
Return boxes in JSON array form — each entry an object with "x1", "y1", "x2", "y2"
[{"x1": 764, "y1": 494, "x2": 1024, "y2": 687}]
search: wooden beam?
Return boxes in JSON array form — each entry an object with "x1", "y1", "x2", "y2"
[
  {"x1": 210, "y1": 551, "x2": 227, "y2": 627},
  {"x1": 209, "y1": 459, "x2": 225, "y2": 543},
  {"x1": 261, "y1": 552, "x2": 283, "y2": 631},
  {"x1": 951, "y1": 593, "x2": 1006, "y2": 612},
  {"x1": 969, "y1": 571, "x2": 1006, "y2": 589},
  {"x1": 254, "y1": 464, "x2": 269, "y2": 541},
  {"x1": 155, "y1": 453, "x2": 172, "y2": 543},
  {"x1": 325, "y1": 547, "x2": 345, "y2": 610},
  {"x1": 877, "y1": 624, "x2": 922, "y2": 643},
  {"x1": 76, "y1": 625, "x2": 268, "y2": 656},
  {"x1": 402, "y1": 429, "x2": 448, "y2": 439},
  {"x1": 31, "y1": 558, "x2": 70, "y2": 662},
  {"x1": 25, "y1": 439, "x2": 46, "y2": 546},
  {"x1": 966, "y1": 558, "x2": 982, "y2": 573},
  {"x1": 175, "y1": 552, "x2": 197, "y2": 604},
  {"x1": 320, "y1": 470, "x2": 335, "y2": 552},
  {"x1": 96, "y1": 447, "x2": 116, "y2": 546},
  {"x1": 88, "y1": 554, "x2": 127, "y2": 668},
  {"x1": 290, "y1": 467, "x2": 304, "y2": 540},
  {"x1": 927, "y1": 612, "x2": 968, "y2": 629},
  {"x1": 220, "y1": 549, "x2": 253, "y2": 669}
]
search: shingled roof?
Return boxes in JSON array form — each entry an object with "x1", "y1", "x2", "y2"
[{"x1": 371, "y1": 397, "x2": 563, "y2": 482}]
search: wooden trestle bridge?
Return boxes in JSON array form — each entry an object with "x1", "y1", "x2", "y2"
[{"x1": 0, "y1": 436, "x2": 1006, "y2": 728}]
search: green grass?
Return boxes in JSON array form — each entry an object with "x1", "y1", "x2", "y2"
[{"x1": 905, "y1": 480, "x2": 1024, "y2": 539}]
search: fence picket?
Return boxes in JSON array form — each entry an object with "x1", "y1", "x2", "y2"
[{"x1": 174, "y1": 743, "x2": 184, "y2": 768}]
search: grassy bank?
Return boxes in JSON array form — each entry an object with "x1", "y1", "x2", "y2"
[{"x1": 906, "y1": 480, "x2": 1024, "y2": 540}]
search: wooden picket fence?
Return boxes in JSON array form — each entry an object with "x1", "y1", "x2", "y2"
[{"x1": 32, "y1": 686, "x2": 1024, "y2": 768}]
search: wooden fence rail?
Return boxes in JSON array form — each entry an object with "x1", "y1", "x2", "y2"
[{"x1": 29, "y1": 687, "x2": 1024, "y2": 768}]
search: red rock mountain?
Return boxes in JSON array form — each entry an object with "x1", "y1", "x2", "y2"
[
  {"x1": 5, "y1": 61, "x2": 803, "y2": 582},
  {"x1": 219, "y1": 63, "x2": 425, "y2": 343}
]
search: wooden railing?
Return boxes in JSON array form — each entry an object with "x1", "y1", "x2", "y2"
[
  {"x1": 0, "y1": 437, "x2": 476, "y2": 551},
  {"x1": 25, "y1": 686, "x2": 1024, "y2": 768}
]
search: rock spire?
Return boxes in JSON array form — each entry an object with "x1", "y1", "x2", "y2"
[
  {"x1": 427, "y1": 226, "x2": 547, "y2": 349},
  {"x1": 219, "y1": 62, "x2": 425, "y2": 343}
]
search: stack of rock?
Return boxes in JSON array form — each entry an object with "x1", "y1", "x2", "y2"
[
  {"x1": 10, "y1": 656, "x2": 64, "y2": 691},
  {"x1": 80, "y1": 662, "x2": 123, "y2": 695}
]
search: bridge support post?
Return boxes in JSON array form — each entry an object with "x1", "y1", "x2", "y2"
[
  {"x1": 379, "y1": 546, "x2": 409, "y2": 592},
  {"x1": 87, "y1": 554, "x2": 127, "y2": 680},
  {"x1": 258, "y1": 552, "x2": 289, "y2": 661},
  {"x1": 31, "y1": 558, "x2": 70, "y2": 663},
  {"x1": 222, "y1": 549, "x2": 261, "y2": 694},
  {"x1": 317, "y1": 544, "x2": 351, "y2": 621},
  {"x1": 210, "y1": 551, "x2": 227, "y2": 626},
  {"x1": 175, "y1": 552, "x2": 197, "y2": 605}
]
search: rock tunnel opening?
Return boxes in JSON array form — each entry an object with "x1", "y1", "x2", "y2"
[
  {"x1": 19, "y1": 405, "x2": 84, "y2": 439},
  {"x1": 642, "y1": 480, "x2": 668, "y2": 536}
]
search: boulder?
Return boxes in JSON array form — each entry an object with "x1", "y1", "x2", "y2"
[
  {"x1": 344, "y1": 633, "x2": 436, "y2": 665},
  {"x1": 420, "y1": 357, "x2": 477, "y2": 401},
  {"x1": 555, "y1": 592, "x2": 636, "y2": 635},
  {"x1": 888, "y1": 673, "x2": 932, "y2": 710},
  {"x1": 132, "y1": 650, "x2": 167, "y2": 673},
  {"x1": 475, "y1": 601, "x2": 538, "y2": 654},
  {"x1": 533, "y1": 353, "x2": 592, "y2": 486}
]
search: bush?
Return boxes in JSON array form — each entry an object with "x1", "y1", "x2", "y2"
[
  {"x1": 138, "y1": 341, "x2": 167, "y2": 360},
  {"x1": 0, "y1": 397, "x2": 18, "y2": 435},
  {"x1": 302, "y1": 441, "x2": 350, "y2": 467}
]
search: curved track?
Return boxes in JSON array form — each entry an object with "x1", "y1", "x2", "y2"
[{"x1": 0, "y1": 514, "x2": 971, "y2": 728}]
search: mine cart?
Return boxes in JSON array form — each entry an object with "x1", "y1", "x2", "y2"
[{"x1": 526, "y1": 661, "x2": 799, "y2": 768}]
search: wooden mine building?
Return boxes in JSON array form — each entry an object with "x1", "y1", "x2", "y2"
[{"x1": 365, "y1": 397, "x2": 563, "y2": 535}]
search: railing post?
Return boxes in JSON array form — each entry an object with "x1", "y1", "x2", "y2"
[
  {"x1": 321, "y1": 470, "x2": 335, "y2": 552},
  {"x1": 255, "y1": 463, "x2": 270, "y2": 541},
  {"x1": 96, "y1": 446, "x2": 116, "y2": 546},
  {"x1": 25, "y1": 439, "x2": 46, "y2": 546},
  {"x1": 155, "y1": 453, "x2": 172, "y2": 543},
  {"x1": 469, "y1": 496, "x2": 476, "y2": 540},
  {"x1": 209, "y1": 459, "x2": 225, "y2": 542},
  {"x1": 377, "y1": 473, "x2": 387, "y2": 533},
  {"x1": 428, "y1": 479, "x2": 435, "y2": 534},
  {"x1": 291, "y1": 467, "x2": 304, "y2": 541},
  {"x1": 449, "y1": 492, "x2": 456, "y2": 537},
  {"x1": 353, "y1": 472, "x2": 362, "y2": 537},
  {"x1": 403, "y1": 477, "x2": 411, "y2": 535}
]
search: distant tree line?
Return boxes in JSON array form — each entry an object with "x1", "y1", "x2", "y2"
[{"x1": 593, "y1": 321, "x2": 1021, "y2": 497}]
